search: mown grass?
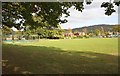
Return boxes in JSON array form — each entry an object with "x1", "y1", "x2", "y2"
[{"x1": 2, "y1": 38, "x2": 118, "y2": 74}]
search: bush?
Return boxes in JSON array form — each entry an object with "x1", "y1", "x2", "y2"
[
  {"x1": 59, "y1": 36, "x2": 65, "y2": 39},
  {"x1": 84, "y1": 35, "x2": 89, "y2": 38},
  {"x1": 47, "y1": 36, "x2": 60, "y2": 39},
  {"x1": 78, "y1": 36, "x2": 83, "y2": 38},
  {"x1": 73, "y1": 36, "x2": 77, "y2": 39}
]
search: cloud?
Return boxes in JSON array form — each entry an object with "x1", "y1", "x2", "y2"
[
  {"x1": 60, "y1": 1, "x2": 118, "y2": 29},
  {"x1": 84, "y1": 2, "x2": 102, "y2": 10},
  {"x1": 66, "y1": 2, "x2": 118, "y2": 21}
]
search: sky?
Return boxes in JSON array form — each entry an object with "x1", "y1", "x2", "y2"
[{"x1": 60, "y1": 0, "x2": 119, "y2": 29}]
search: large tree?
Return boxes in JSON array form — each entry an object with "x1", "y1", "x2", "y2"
[{"x1": 2, "y1": 0, "x2": 120, "y2": 29}]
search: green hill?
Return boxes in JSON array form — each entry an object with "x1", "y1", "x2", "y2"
[{"x1": 72, "y1": 24, "x2": 118, "y2": 32}]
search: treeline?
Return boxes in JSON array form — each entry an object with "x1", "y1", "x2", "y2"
[
  {"x1": 24, "y1": 27, "x2": 65, "y2": 40},
  {"x1": 72, "y1": 24, "x2": 120, "y2": 37},
  {"x1": 2, "y1": 24, "x2": 120, "y2": 40},
  {"x1": 2, "y1": 26, "x2": 65, "y2": 40},
  {"x1": 72, "y1": 24, "x2": 119, "y2": 32}
]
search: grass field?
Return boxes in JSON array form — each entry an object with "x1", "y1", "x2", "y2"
[{"x1": 2, "y1": 38, "x2": 118, "y2": 74}]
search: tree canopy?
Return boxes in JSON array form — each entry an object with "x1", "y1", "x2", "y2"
[{"x1": 2, "y1": 1, "x2": 120, "y2": 30}]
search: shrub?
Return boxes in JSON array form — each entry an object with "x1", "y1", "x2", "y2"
[
  {"x1": 59, "y1": 36, "x2": 65, "y2": 39},
  {"x1": 78, "y1": 36, "x2": 83, "y2": 38},
  {"x1": 84, "y1": 35, "x2": 89, "y2": 38},
  {"x1": 73, "y1": 36, "x2": 77, "y2": 39}
]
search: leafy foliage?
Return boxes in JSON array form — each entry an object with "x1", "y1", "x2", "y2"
[
  {"x1": 101, "y1": 0, "x2": 120, "y2": 16},
  {"x1": 2, "y1": 26, "x2": 13, "y2": 35},
  {"x1": 112, "y1": 25, "x2": 120, "y2": 32},
  {"x1": 2, "y1": 2, "x2": 84, "y2": 29},
  {"x1": 2, "y1": 1, "x2": 119, "y2": 29}
]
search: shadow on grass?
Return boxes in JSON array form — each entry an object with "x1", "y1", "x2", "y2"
[{"x1": 2, "y1": 43, "x2": 118, "y2": 74}]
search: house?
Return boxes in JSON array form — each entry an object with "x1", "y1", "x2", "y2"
[
  {"x1": 64, "y1": 32, "x2": 74, "y2": 37},
  {"x1": 74, "y1": 32, "x2": 86, "y2": 37}
]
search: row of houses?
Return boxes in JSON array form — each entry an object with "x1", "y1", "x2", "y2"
[
  {"x1": 63, "y1": 31, "x2": 120, "y2": 38},
  {"x1": 64, "y1": 32, "x2": 86, "y2": 37}
]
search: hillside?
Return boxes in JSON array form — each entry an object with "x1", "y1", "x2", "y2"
[{"x1": 72, "y1": 24, "x2": 117, "y2": 32}]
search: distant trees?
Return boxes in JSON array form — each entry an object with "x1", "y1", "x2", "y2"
[
  {"x1": 2, "y1": 25, "x2": 120, "y2": 41},
  {"x1": 36, "y1": 27, "x2": 47, "y2": 38},
  {"x1": 2, "y1": 26, "x2": 13, "y2": 35},
  {"x1": 100, "y1": 27, "x2": 106, "y2": 37},
  {"x1": 104, "y1": 32, "x2": 110, "y2": 37},
  {"x1": 82, "y1": 27, "x2": 88, "y2": 35},
  {"x1": 22, "y1": 26, "x2": 65, "y2": 39},
  {"x1": 82, "y1": 27, "x2": 90, "y2": 38},
  {"x1": 68, "y1": 28, "x2": 72, "y2": 33},
  {"x1": 94, "y1": 29, "x2": 100, "y2": 36},
  {"x1": 91, "y1": 25, "x2": 120, "y2": 38},
  {"x1": 2, "y1": 26, "x2": 13, "y2": 40},
  {"x1": 93, "y1": 27, "x2": 109, "y2": 37},
  {"x1": 16, "y1": 31, "x2": 23, "y2": 40},
  {"x1": 112, "y1": 25, "x2": 120, "y2": 33}
]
